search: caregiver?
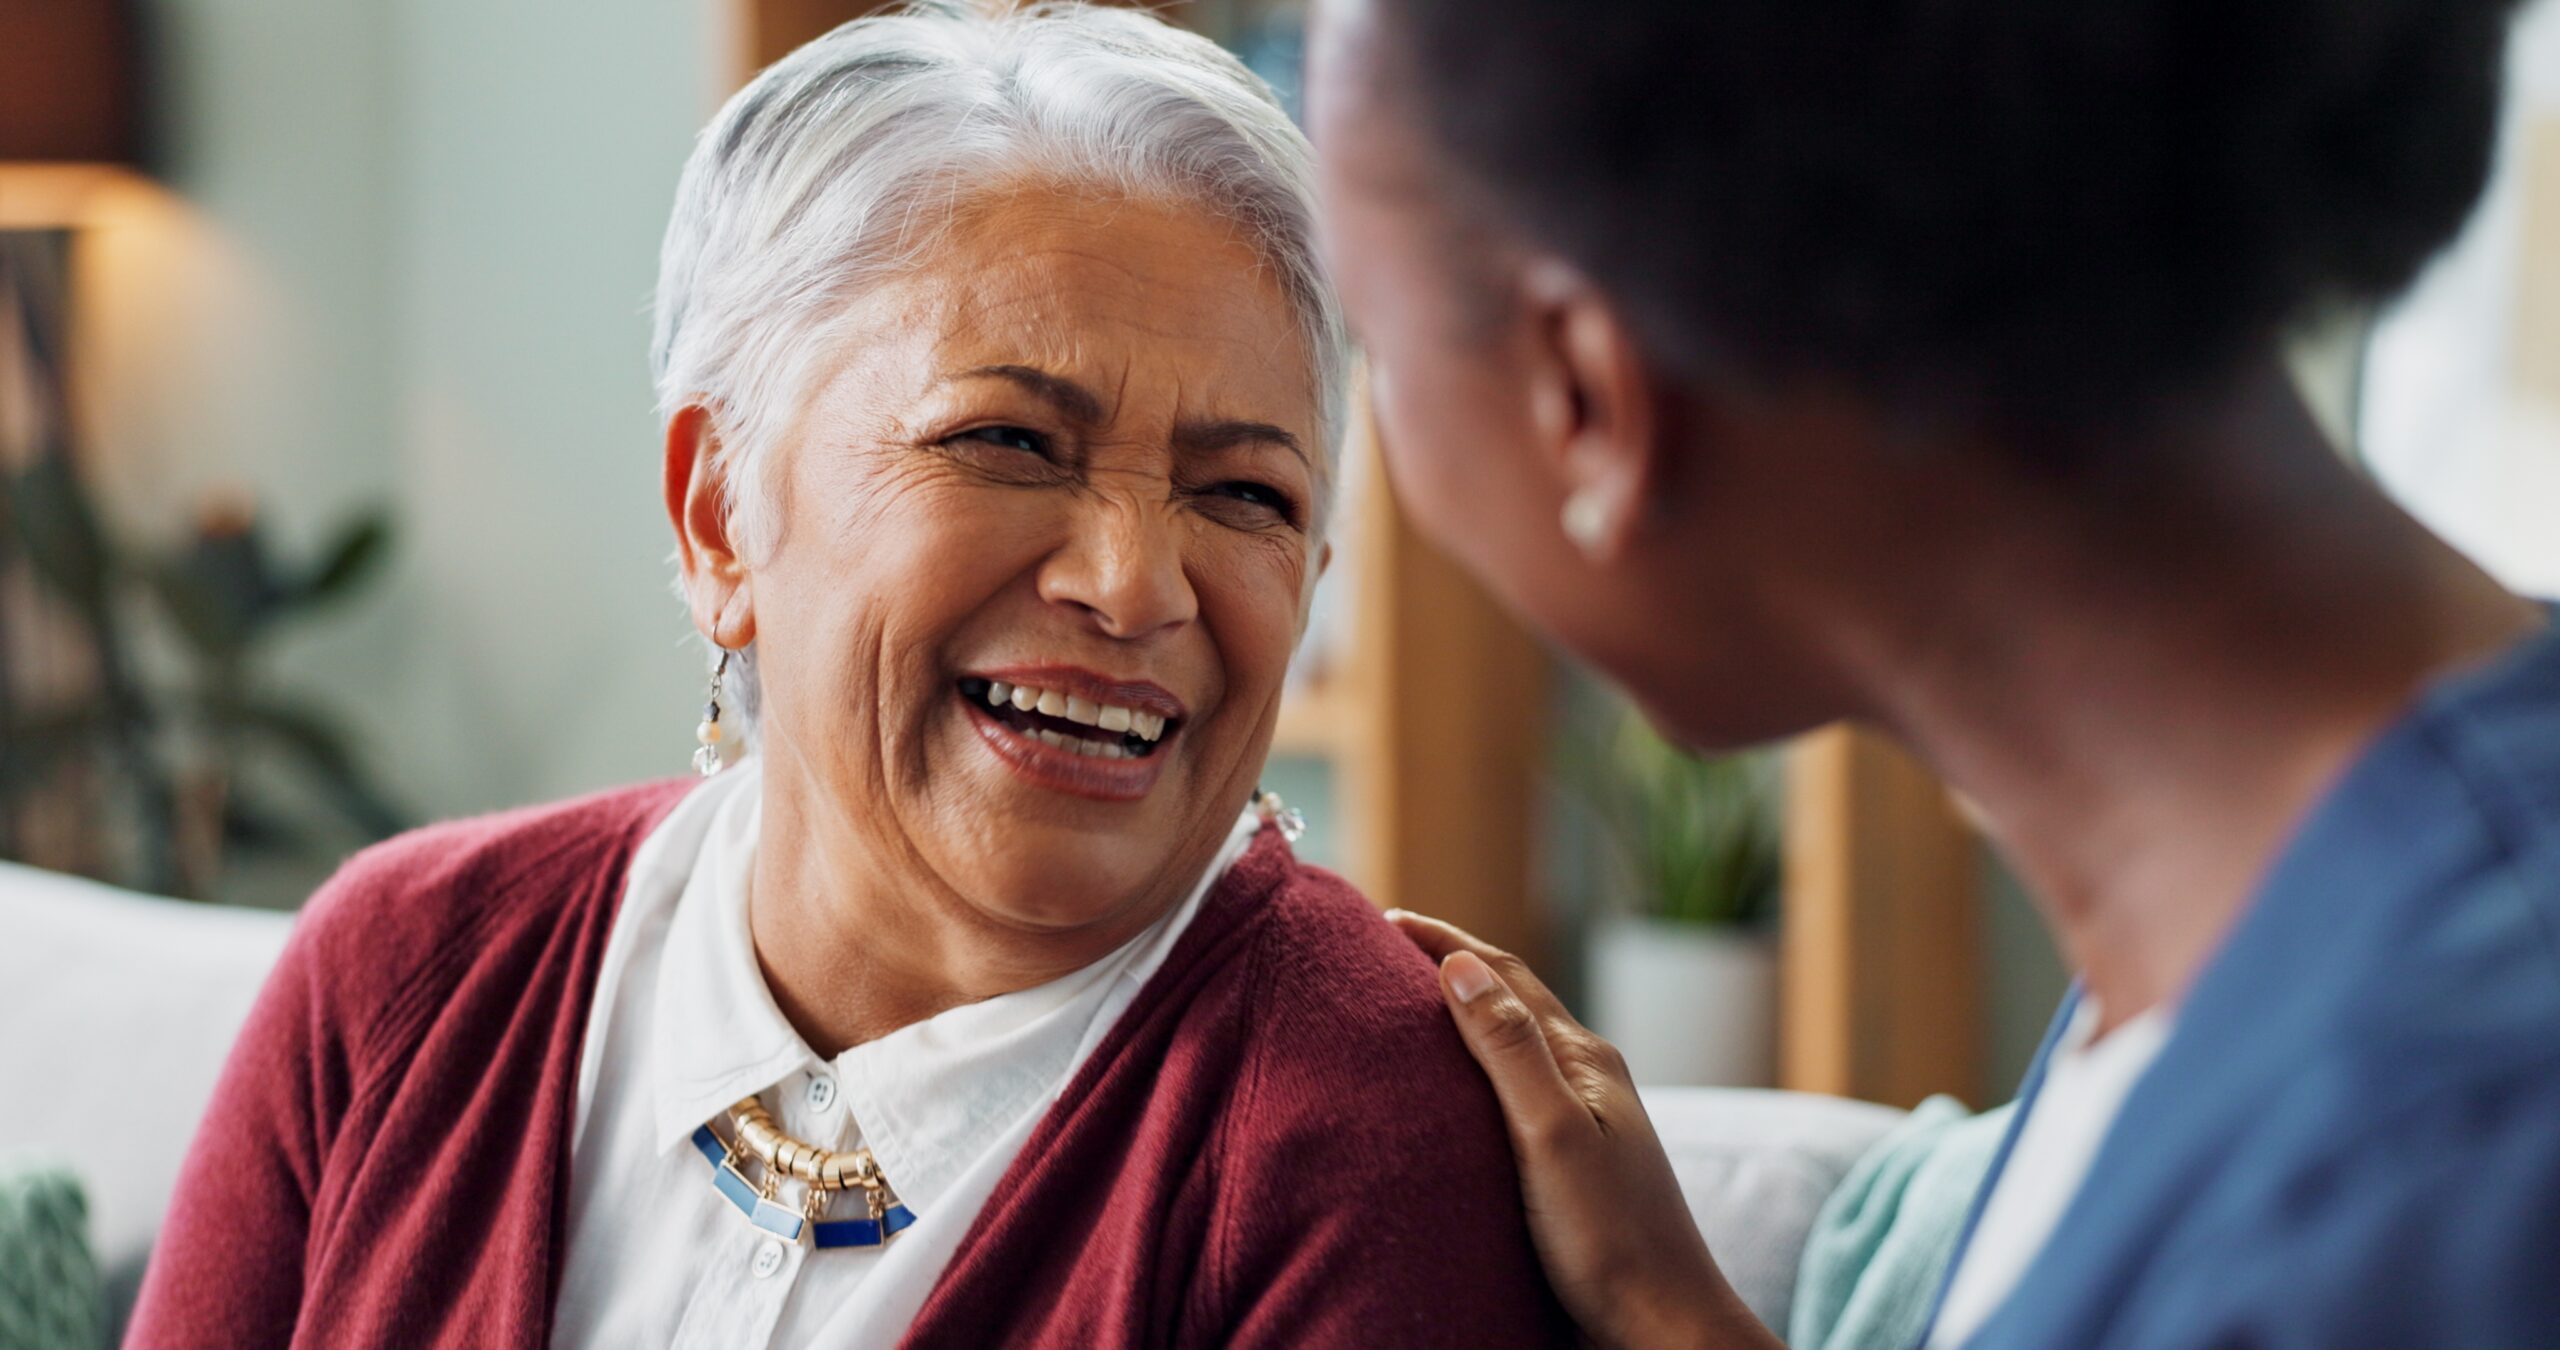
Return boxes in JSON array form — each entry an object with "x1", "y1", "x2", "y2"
[{"x1": 1307, "y1": 0, "x2": 2560, "y2": 1346}]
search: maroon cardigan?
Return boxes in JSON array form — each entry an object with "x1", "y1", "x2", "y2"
[{"x1": 126, "y1": 780, "x2": 1569, "y2": 1347}]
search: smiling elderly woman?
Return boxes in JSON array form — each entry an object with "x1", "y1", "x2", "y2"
[{"x1": 124, "y1": 6, "x2": 1563, "y2": 1349}]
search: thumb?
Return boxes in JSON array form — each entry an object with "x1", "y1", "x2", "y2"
[{"x1": 1438, "y1": 951, "x2": 1591, "y2": 1155}]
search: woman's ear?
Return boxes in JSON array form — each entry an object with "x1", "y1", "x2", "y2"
[
  {"x1": 662, "y1": 403, "x2": 758, "y2": 650},
  {"x1": 1521, "y1": 259, "x2": 1659, "y2": 565}
]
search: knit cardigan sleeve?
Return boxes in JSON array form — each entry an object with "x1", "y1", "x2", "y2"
[
  {"x1": 125, "y1": 835, "x2": 424, "y2": 1348},
  {"x1": 126, "y1": 782, "x2": 681, "y2": 1350},
  {"x1": 1200, "y1": 873, "x2": 1573, "y2": 1347}
]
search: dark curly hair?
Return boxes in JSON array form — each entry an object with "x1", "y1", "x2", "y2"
[{"x1": 1370, "y1": 0, "x2": 2525, "y2": 426}]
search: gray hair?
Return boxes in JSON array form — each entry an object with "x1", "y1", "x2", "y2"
[{"x1": 652, "y1": 2, "x2": 1348, "y2": 730}]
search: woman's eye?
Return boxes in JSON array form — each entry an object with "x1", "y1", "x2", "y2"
[
  {"x1": 957, "y1": 425, "x2": 1049, "y2": 457},
  {"x1": 1207, "y1": 480, "x2": 1299, "y2": 523}
]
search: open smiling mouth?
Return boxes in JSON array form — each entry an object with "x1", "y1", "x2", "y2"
[{"x1": 957, "y1": 677, "x2": 1180, "y2": 760}]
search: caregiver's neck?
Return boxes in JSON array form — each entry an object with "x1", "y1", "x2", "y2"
[
  {"x1": 1797, "y1": 363, "x2": 2537, "y2": 1035},
  {"x1": 743, "y1": 759, "x2": 1216, "y2": 1057}
]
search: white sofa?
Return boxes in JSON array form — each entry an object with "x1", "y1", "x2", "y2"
[{"x1": 0, "y1": 860, "x2": 1905, "y2": 1337}]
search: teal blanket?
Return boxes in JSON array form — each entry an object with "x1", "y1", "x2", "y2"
[{"x1": 1788, "y1": 1096, "x2": 2013, "y2": 1350}]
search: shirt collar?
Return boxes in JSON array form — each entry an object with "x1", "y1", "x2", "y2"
[
  {"x1": 837, "y1": 806, "x2": 1257, "y2": 1206},
  {"x1": 648, "y1": 762, "x2": 814, "y2": 1153},
  {"x1": 644, "y1": 761, "x2": 1263, "y2": 1212}
]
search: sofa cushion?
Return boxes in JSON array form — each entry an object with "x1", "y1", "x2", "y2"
[
  {"x1": 0, "y1": 863, "x2": 292, "y2": 1321},
  {"x1": 1641, "y1": 1085, "x2": 1909, "y2": 1333}
]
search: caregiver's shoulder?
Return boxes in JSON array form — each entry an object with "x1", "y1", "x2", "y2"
[{"x1": 2145, "y1": 691, "x2": 2560, "y2": 1344}]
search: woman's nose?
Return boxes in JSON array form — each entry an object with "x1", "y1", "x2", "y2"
[{"x1": 1036, "y1": 497, "x2": 1199, "y2": 640}]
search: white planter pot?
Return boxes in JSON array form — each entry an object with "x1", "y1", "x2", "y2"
[{"x1": 1588, "y1": 916, "x2": 1777, "y2": 1088}]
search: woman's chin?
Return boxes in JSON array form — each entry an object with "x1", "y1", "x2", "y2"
[
  {"x1": 952, "y1": 839, "x2": 1175, "y2": 934},
  {"x1": 925, "y1": 709, "x2": 1238, "y2": 935}
]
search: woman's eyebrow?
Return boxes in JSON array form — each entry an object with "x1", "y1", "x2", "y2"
[
  {"x1": 956, "y1": 364, "x2": 1108, "y2": 425},
  {"x1": 954, "y1": 363, "x2": 1307, "y2": 469},
  {"x1": 1173, "y1": 417, "x2": 1308, "y2": 470}
]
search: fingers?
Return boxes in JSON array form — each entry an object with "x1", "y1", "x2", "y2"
[
  {"x1": 1386, "y1": 910, "x2": 1569, "y2": 1021},
  {"x1": 1383, "y1": 907, "x2": 1481, "y2": 961},
  {"x1": 1436, "y1": 950, "x2": 1594, "y2": 1157},
  {"x1": 1392, "y1": 911, "x2": 1651, "y2": 1134}
]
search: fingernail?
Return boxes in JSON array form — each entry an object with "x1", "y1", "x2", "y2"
[
  {"x1": 1381, "y1": 908, "x2": 1409, "y2": 922},
  {"x1": 1445, "y1": 951, "x2": 1496, "y2": 1003}
]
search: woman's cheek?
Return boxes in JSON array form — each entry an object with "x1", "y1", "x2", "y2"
[{"x1": 1198, "y1": 534, "x2": 1309, "y2": 694}]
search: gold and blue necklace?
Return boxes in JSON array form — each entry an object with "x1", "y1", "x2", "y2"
[{"x1": 691, "y1": 1094, "x2": 917, "y2": 1248}]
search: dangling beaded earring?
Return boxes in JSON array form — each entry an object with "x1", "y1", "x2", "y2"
[
  {"x1": 694, "y1": 649, "x2": 731, "y2": 777},
  {"x1": 1253, "y1": 785, "x2": 1305, "y2": 843}
]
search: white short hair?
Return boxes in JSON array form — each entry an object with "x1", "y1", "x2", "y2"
[
  {"x1": 654, "y1": 0, "x2": 1347, "y2": 545},
  {"x1": 652, "y1": 0, "x2": 1347, "y2": 728}
]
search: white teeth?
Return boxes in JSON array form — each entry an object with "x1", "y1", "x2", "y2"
[
  {"x1": 979, "y1": 680, "x2": 1172, "y2": 748},
  {"x1": 1045, "y1": 732, "x2": 1115, "y2": 759}
]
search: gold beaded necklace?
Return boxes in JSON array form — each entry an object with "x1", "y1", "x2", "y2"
[{"x1": 697, "y1": 1094, "x2": 915, "y2": 1248}]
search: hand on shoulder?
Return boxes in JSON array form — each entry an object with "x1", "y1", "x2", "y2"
[{"x1": 1389, "y1": 911, "x2": 1786, "y2": 1350}]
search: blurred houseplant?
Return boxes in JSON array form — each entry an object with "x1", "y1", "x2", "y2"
[
  {"x1": 148, "y1": 493, "x2": 408, "y2": 883},
  {"x1": 1573, "y1": 702, "x2": 1782, "y2": 1086},
  {"x1": 1, "y1": 419, "x2": 405, "y2": 900}
]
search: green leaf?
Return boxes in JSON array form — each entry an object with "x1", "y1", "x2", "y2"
[
  {"x1": 220, "y1": 790, "x2": 314, "y2": 855},
  {"x1": 11, "y1": 452, "x2": 117, "y2": 616},
  {"x1": 296, "y1": 513, "x2": 391, "y2": 609},
  {"x1": 1568, "y1": 701, "x2": 1781, "y2": 929},
  {"x1": 0, "y1": 698, "x2": 111, "y2": 794},
  {"x1": 146, "y1": 556, "x2": 253, "y2": 658},
  {"x1": 212, "y1": 695, "x2": 410, "y2": 840}
]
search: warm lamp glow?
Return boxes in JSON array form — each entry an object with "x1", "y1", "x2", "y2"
[{"x1": 0, "y1": 163, "x2": 148, "y2": 229}]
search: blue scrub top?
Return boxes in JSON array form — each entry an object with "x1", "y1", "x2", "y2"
[{"x1": 1940, "y1": 607, "x2": 2560, "y2": 1348}]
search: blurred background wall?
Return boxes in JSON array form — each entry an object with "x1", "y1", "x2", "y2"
[{"x1": 75, "y1": 0, "x2": 718, "y2": 844}]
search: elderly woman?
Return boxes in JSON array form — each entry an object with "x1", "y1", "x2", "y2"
[{"x1": 126, "y1": 6, "x2": 1563, "y2": 1348}]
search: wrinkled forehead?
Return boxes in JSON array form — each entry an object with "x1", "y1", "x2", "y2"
[{"x1": 849, "y1": 187, "x2": 1326, "y2": 445}]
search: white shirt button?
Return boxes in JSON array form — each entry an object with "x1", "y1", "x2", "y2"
[
  {"x1": 750, "y1": 1239, "x2": 786, "y2": 1280},
  {"x1": 805, "y1": 1074, "x2": 837, "y2": 1111}
]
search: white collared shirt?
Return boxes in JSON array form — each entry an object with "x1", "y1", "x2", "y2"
[
  {"x1": 551, "y1": 762, "x2": 1259, "y2": 1350},
  {"x1": 1926, "y1": 997, "x2": 2174, "y2": 1348}
]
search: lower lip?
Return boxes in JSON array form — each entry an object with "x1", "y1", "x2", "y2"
[{"x1": 964, "y1": 699, "x2": 1169, "y2": 802}]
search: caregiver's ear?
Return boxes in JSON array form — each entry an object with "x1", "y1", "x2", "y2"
[
  {"x1": 662, "y1": 402, "x2": 758, "y2": 650},
  {"x1": 1520, "y1": 258, "x2": 1658, "y2": 564}
]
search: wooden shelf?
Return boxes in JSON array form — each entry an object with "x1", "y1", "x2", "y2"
[{"x1": 1781, "y1": 726, "x2": 1984, "y2": 1107}]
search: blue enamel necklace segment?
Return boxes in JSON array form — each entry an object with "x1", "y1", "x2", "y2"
[{"x1": 691, "y1": 1125, "x2": 918, "y2": 1249}]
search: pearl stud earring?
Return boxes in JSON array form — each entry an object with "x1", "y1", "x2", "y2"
[
  {"x1": 694, "y1": 649, "x2": 731, "y2": 777},
  {"x1": 1561, "y1": 485, "x2": 1613, "y2": 556}
]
